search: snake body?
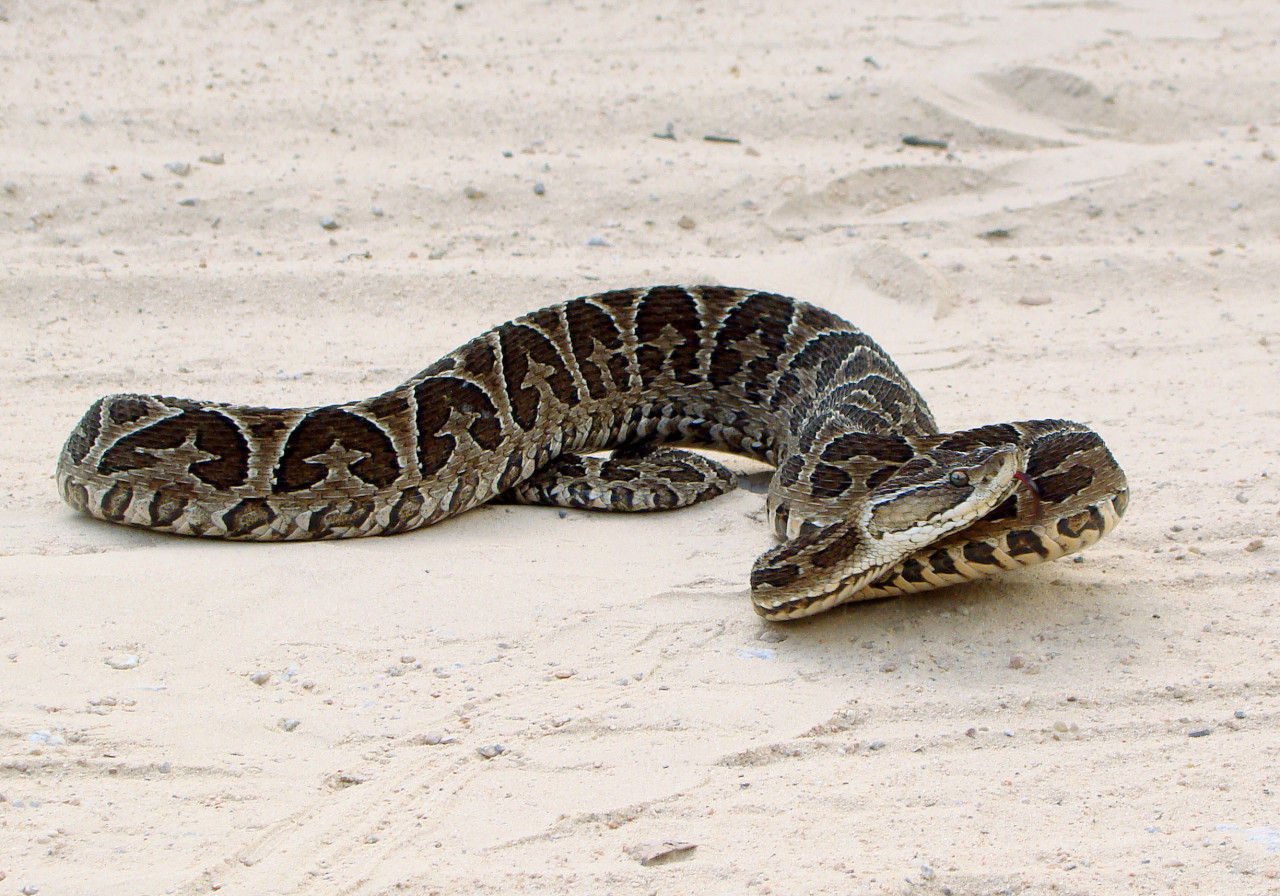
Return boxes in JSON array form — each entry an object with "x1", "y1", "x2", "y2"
[{"x1": 57, "y1": 286, "x2": 1128, "y2": 619}]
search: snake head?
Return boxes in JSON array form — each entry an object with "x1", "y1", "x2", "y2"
[
  {"x1": 749, "y1": 443, "x2": 1027, "y2": 619},
  {"x1": 862, "y1": 444, "x2": 1025, "y2": 551}
]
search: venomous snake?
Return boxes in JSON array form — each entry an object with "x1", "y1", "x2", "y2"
[{"x1": 57, "y1": 286, "x2": 1128, "y2": 619}]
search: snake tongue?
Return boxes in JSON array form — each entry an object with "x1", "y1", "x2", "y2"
[{"x1": 1013, "y1": 471, "x2": 1043, "y2": 520}]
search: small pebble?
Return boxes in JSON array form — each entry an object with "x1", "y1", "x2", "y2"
[
  {"x1": 177, "y1": 198, "x2": 198, "y2": 207},
  {"x1": 197, "y1": 152, "x2": 224, "y2": 165},
  {"x1": 1188, "y1": 728, "x2": 1211, "y2": 738},
  {"x1": 463, "y1": 186, "x2": 485, "y2": 199},
  {"x1": 758, "y1": 629, "x2": 788, "y2": 643},
  {"x1": 26, "y1": 730, "x2": 65, "y2": 746},
  {"x1": 1245, "y1": 538, "x2": 1264, "y2": 552},
  {"x1": 21, "y1": 886, "x2": 37, "y2": 896},
  {"x1": 400, "y1": 654, "x2": 416, "y2": 664},
  {"x1": 105, "y1": 654, "x2": 140, "y2": 670},
  {"x1": 868, "y1": 741, "x2": 886, "y2": 750},
  {"x1": 902, "y1": 135, "x2": 948, "y2": 149},
  {"x1": 677, "y1": 214, "x2": 696, "y2": 230},
  {"x1": 319, "y1": 216, "x2": 340, "y2": 230},
  {"x1": 1018, "y1": 294, "x2": 1052, "y2": 306},
  {"x1": 625, "y1": 840, "x2": 697, "y2": 866},
  {"x1": 279, "y1": 718, "x2": 301, "y2": 732},
  {"x1": 249, "y1": 671, "x2": 271, "y2": 686},
  {"x1": 1235, "y1": 710, "x2": 1247, "y2": 719},
  {"x1": 920, "y1": 865, "x2": 935, "y2": 881},
  {"x1": 1008, "y1": 654, "x2": 1026, "y2": 669},
  {"x1": 164, "y1": 161, "x2": 191, "y2": 177},
  {"x1": 532, "y1": 181, "x2": 545, "y2": 195},
  {"x1": 2, "y1": 180, "x2": 17, "y2": 195},
  {"x1": 476, "y1": 744, "x2": 504, "y2": 759},
  {"x1": 553, "y1": 669, "x2": 575, "y2": 679},
  {"x1": 418, "y1": 731, "x2": 447, "y2": 745},
  {"x1": 372, "y1": 205, "x2": 384, "y2": 217},
  {"x1": 584, "y1": 235, "x2": 611, "y2": 247}
]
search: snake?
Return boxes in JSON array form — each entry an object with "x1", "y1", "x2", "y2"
[{"x1": 56, "y1": 286, "x2": 1129, "y2": 620}]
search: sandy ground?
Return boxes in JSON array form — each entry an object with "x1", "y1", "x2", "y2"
[{"x1": 3, "y1": 1, "x2": 1280, "y2": 893}]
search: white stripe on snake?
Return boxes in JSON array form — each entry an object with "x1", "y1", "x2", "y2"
[{"x1": 56, "y1": 286, "x2": 1129, "y2": 620}]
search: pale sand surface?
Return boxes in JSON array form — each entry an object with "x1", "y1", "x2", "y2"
[{"x1": 3, "y1": 2, "x2": 1280, "y2": 893}]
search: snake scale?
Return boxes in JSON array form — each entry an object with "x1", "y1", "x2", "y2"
[{"x1": 57, "y1": 286, "x2": 1128, "y2": 619}]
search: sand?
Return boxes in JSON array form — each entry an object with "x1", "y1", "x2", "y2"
[{"x1": 3, "y1": 1, "x2": 1280, "y2": 893}]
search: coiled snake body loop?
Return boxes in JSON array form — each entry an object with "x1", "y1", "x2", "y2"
[{"x1": 57, "y1": 286, "x2": 1129, "y2": 619}]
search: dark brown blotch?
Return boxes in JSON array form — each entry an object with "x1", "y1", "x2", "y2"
[
  {"x1": 1027, "y1": 429, "x2": 1103, "y2": 478},
  {"x1": 649, "y1": 484, "x2": 680, "y2": 509},
  {"x1": 927, "y1": 549, "x2": 959, "y2": 576},
  {"x1": 1033, "y1": 464, "x2": 1095, "y2": 505},
  {"x1": 633, "y1": 286, "x2": 703, "y2": 387},
  {"x1": 1006, "y1": 530, "x2": 1050, "y2": 557},
  {"x1": 308, "y1": 500, "x2": 373, "y2": 537},
  {"x1": 62, "y1": 479, "x2": 89, "y2": 513},
  {"x1": 809, "y1": 523, "x2": 866, "y2": 571},
  {"x1": 809, "y1": 462, "x2": 853, "y2": 499},
  {"x1": 820, "y1": 432, "x2": 914, "y2": 465},
  {"x1": 366, "y1": 392, "x2": 410, "y2": 423},
  {"x1": 751, "y1": 561, "x2": 803, "y2": 590},
  {"x1": 64, "y1": 398, "x2": 105, "y2": 464},
  {"x1": 1056, "y1": 510, "x2": 1093, "y2": 540},
  {"x1": 787, "y1": 331, "x2": 880, "y2": 386},
  {"x1": 498, "y1": 324, "x2": 578, "y2": 429},
  {"x1": 273, "y1": 408, "x2": 401, "y2": 493},
  {"x1": 983, "y1": 494, "x2": 1020, "y2": 523},
  {"x1": 107, "y1": 396, "x2": 153, "y2": 425},
  {"x1": 962, "y1": 541, "x2": 1000, "y2": 567},
  {"x1": 458, "y1": 339, "x2": 498, "y2": 379},
  {"x1": 148, "y1": 488, "x2": 190, "y2": 528},
  {"x1": 384, "y1": 488, "x2": 425, "y2": 534},
  {"x1": 707, "y1": 292, "x2": 793, "y2": 398},
  {"x1": 898, "y1": 557, "x2": 928, "y2": 584},
  {"x1": 247, "y1": 417, "x2": 288, "y2": 440},
  {"x1": 413, "y1": 377, "x2": 503, "y2": 477},
  {"x1": 101, "y1": 482, "x2": 133, "y2": 521},
  {"x1": 565, "y1": 297, "x2": 628, "y2": 399},
  {"x1": 497, "y1": 452, "x2": 529, "y2": 493},
  {"x1": 223, "y1": 499, "x2": 276, "y2": 538},
  {"x1": 99, "y1": 408, "x2": 250, "y2": 490}
]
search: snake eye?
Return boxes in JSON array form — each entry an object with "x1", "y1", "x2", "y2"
[{"x1": 948, "y1": 471, "x2": 970, "y2": 488}]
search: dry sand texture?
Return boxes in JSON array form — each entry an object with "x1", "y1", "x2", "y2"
[{"x1": 3, "y1": 1, "x2": 1280, "y2": 893}]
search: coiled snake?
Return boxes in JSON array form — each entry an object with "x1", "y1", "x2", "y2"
[{"x1": 57, "y1": 286, "x2": 1129, "y2": 619}]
